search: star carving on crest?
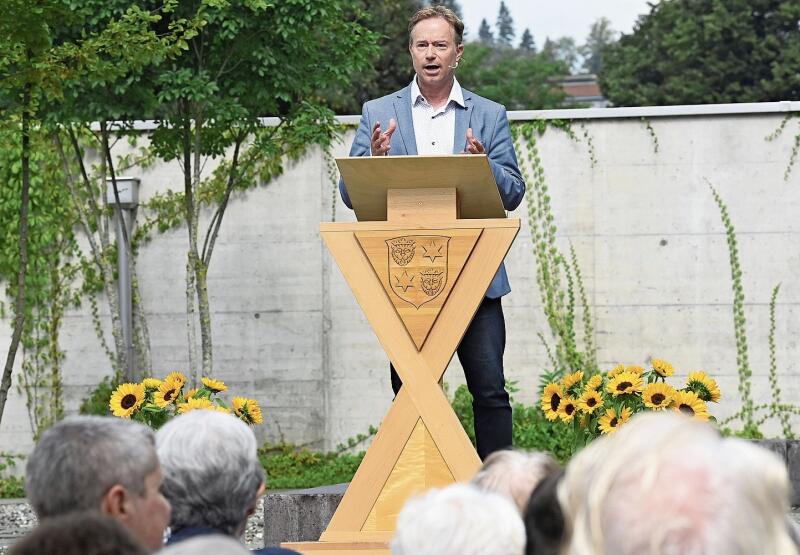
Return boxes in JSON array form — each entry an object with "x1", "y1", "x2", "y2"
[
  {"x1": 421, "y1": 241, "x2": 443, "y2": 263},
  {"x1": 393, "y1": 270, "x2": 415, "y2": 292}
]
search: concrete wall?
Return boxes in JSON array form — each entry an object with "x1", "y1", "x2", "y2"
[{"x1": 1, "y1": 102, "x2": 799, "y2": 457}]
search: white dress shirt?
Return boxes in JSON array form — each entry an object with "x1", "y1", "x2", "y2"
[{"x1": 410, "y1": 76, "x2": 465, "y2": 155}]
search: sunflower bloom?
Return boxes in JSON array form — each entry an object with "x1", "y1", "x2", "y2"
[
  {"x1": 671, "y1": 391, "x2": 710, "y2": 421},
  {"x1": 184, "y1": 388, "x2": 199, "y2": 400},
  {"x1": 651, "y1": 359, "x2": 675, "y2": 378},
  {"x1": 558, "y1": 397, "x2": 578, "y2": 423},
  {"x1": 201, "y1": 377, "x2": 228, "y2": 393},
  {"x1": 643, "y1": 382, "x2": 676, "y2": 410},
  {"x1": 598, "y1": 406, "x2": 632, "y2": 435},
  {"x1": 562, "y1": 371, "x2": 584, "y2": 393},
  {"x1": 626, "y1": 365, "x2": 645, "y2": 376},
  {"x1": 540, "y1": 383, "x2": 564, "y2": 421},
  {"x1": 233, "y1": 397, "x2": 263, "y2": 425},
  {"x1": 163, "y1": 372, "x2": 187, "y2": 388},
  {"x1": 177, "y1": 397, "x2": 214, "y2": 414},
  {"x1": 110, "y1": 383, "x2": 145, "y2": 418},
  {"x1": 142, "y1": 378, "x2": 162, "y2": 390},
  {"x1": 686, "y1": 371, "x2": 721, "y2": 403},
  {"x1": 578, "y1": 389, "x2": 604, "y2": 415},
  {"x1": 606, "y1": 371, "x2": 643, "y2": 397},
  {"x1": 608, "y1": 364, "x2": 627, "y2": 379},
  {"x1": 154, "y1": 381, "x2": 181, "y2": 408},
  {"x1": 585, "y1": 374, "x2": 603, "y2": 391}
]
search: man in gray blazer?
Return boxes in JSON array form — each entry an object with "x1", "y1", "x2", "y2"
[{"x1": 339, "y1": 5, "x2": 525, "y2": 459}]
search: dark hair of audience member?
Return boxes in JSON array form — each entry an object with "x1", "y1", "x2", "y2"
[
  {"x1": 524, "y1": 468, "x2": 566, "y2": 555},
  {"x1": 9, "y1": 511, "x2": 148, "y2": 555}
]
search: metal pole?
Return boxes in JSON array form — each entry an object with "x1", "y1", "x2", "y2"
[{"x1": 116, "y1": 210, "x2": 134, "y2": 382}]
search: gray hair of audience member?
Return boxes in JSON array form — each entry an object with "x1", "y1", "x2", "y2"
[
  {"x1": 156, "y1": 410, "x2": 265, "y2": 536},
  {"x1": 9, "y1": 511, "x2": 148, "y2": 555},
  {"x1": 559, "y1": 411, "x2": 798, "y2": 555},
  {"x1": 471, "y1": 449, "x2": 560, "y2": 511},
  {"x1": 391, "y1": 483, "x2": 525, "y2": 555},
  {"x1": 157, "y1": 535, "x2": 250, "y2": 555},
  {"x1": 25, "y1": 416, "x2": 157, "y2": 518}
]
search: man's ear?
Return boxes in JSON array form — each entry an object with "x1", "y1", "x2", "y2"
[{"x1": 101, "y1": 484, "x2": 129, "y2": 519}]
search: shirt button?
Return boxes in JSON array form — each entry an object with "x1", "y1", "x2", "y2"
[{"x1": 432, "y1": 141, "x2": 436, "y2": 145}]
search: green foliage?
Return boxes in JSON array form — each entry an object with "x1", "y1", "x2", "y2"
[
  {"x1": 765, "y1": 113, "x2": 800, "y2": 181},
  {"x1": 495, "y1": 1, "x2": 515, "y2": 47},
  {"x1": 579, "y1": 18, "x2": 616, "y2": 75},
  {"x1": 601, "y1": 0, "x2": 800, "y2": 106},
  {"x1": 0, "y1": 455, "x2": 25, "y2": 498},
  {"x1": 79, "y1": 375, "x2": 118, "y2": 416}
]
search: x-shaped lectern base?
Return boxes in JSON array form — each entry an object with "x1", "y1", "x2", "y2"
[{"x1": 283, "y1": 217, "x2": 519, "y2": 554}]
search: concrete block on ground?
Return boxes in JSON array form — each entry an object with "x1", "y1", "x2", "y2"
[{"x1": 263, "y1": 484, "x2": 346, "y2": 547}]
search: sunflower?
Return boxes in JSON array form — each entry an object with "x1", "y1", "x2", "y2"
[
  {"x1": 643, "y1": 382, "x2": 676, "y2": 410},
  {"x1": 577, "y1": 389, "x2": 604, "y2": 415},
  {"x1": 651, "y1": 359, "x2": 675, "y2": 378},
  {"x1": 110, "y1": 383, "x2": 145, "y2": 418},
  {"x1": 163, "y1": 372, "x2": 187, "y2": 388},
  {"x1": 154, "y1": 380, "x2": 181, "y2": 408},
  {"x1": 558, "y1": 397, "x2": 578, "y2": 423},
  {"x1": 607, "y1": 364, "x2": 627, "y2": 379},
  {"x1": 598, "y1": 406, "x2": 632, "y2": 434},
  {"x1": 671, "y1": 391, "x2": 710, "y2": 421},
  {"x1": 184, "y1": 388, "x2": 199, "y2": 401},
  {"x1": 540, "y1": 383, "x2": 564, "y2": 421},
  {"x1": 142, "y1": 378, "x2": 162, "y2": 390},
  {"x1": 606, "y1": 371, "x2": 643, "y2": 397},
  {"x1": 233, "y1": 397, "x2": 263, "y2": 425},
  {"x1": 201, "y1": 377, "x2": 227, "y2": 393},
  {"x1": 685, "y1": 371, "x2": 721, "y2": 403},
  {"x1": 177, "y1": 397, "x2": 214, "y2": 414},
  {"x1": 214, "y1": 405, "x2": 232, "y2": 414},
  {"x1": 626, "y1": 365, "x2": 645, "y2": 376},
  {"x1": 585, "y1": 374, "x2": 603, "y2": 391},
  {"x1": 562, "y1": 371, "x2": 584, "y2": 393}
]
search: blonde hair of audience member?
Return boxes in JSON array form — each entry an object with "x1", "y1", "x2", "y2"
[
  {"x1": 558, "y1": 411, "x2": 798, "y2": 555},
  {"x1": 157, "y1": 535, "x2": 250, "y2": 555},
  {"x1": 391, "y1": 483, "x2": 525, "y2": 555},
  {"x1": 471, "y1": 449, "x2": 559, "y2": 511}
]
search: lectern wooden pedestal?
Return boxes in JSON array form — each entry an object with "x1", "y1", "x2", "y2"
[{"x1": 283, "y1": 156, "x2": 520, "y2": 554}]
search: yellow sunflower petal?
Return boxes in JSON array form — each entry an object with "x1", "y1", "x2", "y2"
[
  {"x1": 177, "y1": 397, "x2": 214, "y2": 414},
  {"x1": 540, "y1": 383, "x2": 564, "y2": 422},
  {"x1": 201, "y1": 377, "x2": 228, "y2": 393},
  {"x1": 109, "y1": 383, "x2": 145, "y2": 418},
  {"x1": 671, "y1": 390, "x2": 710, "y2": 421},
  {"x1": 651, "y1": 358, "x2": 675, "y2": 378},
  {"x1": 562, "y1": 371, "x2": 584, "y2": 392},
  {"x1": 233, "y1": 397, "x2": 263, "y2": 425},
  {"x1": 643, "y1": 382, "x2": 676, "y2": 410},
  {"x1": 585, "y1": 374, "x2": 603, "y2": 391},
  {"x1": 154, "y1": 381, "x2": 181, "y2": 408},
  {"x1": 686, "y1": 371, "x2": 721, "y2": 403},
  {"x1": 163, "y1": 372, "x2": 187, "y2": 388},
  {"x1": 142, "y1": 378, "x2": 162, "y2": 390},
  {"x1": 558, "y1": 397, "x2": 578, "y2": 423},
  {"x1": 608, "y1": 364, "x2": 627, "y2": 379},
  {"x1": 577, "y1": 389, "x2": 604, "y2": 414},
  {"x1": 606, "y1": 371, "x2": 644, "y2": 397}
]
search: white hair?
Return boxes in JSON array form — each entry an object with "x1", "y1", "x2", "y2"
[
  {"x1": 559, "y1": 412, "x2": 798, "y2": 555},
  {"x1": 471, "y1": 449, "x2": 559, "y2": 511},
  {"x1": 391, "y1": 483, "x2": 525, "y2": 555},
  {"x1": 156, "y1": 410, "x2": 265, "y2": 536},
  {"x1": 158, "y1": 536, "x2": 250, "y2": 555}
]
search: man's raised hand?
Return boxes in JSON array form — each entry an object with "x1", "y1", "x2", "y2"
[
  {"x1": 370, "y1": 118, "x2": 397, "y2": 156},
  {"x1": 465, "y1": 127, "x2": 485, "y2": 154}
]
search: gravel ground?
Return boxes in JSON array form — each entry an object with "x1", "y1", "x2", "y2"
[{"x1": 0, "y1": 497, "x2": 265, "y2": 552}]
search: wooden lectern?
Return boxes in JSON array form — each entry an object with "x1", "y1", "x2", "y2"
[{"x1": 283, "y1": 155, "x2": 520, "y2": 554}]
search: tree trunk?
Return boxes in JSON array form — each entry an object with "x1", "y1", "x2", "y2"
[{"x1": 0, "y1": 89, "x2": 32, "y2": 427}]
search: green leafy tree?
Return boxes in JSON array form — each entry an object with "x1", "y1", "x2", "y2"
[
  {"x1": 542, "y1": 37, "x2": 579, "y2": 75},
  {"x1": 600, "y1": 0, "x2": 800, "y2": 105},
  {"x1": 437, "y1": 0, "x2": 463, "y2": 19},
  {"x1": 496, "y1": 1, "x2": 515, "y2": 47},
  {"x1": 142, "y1": 0, "x2": 379, "y2": 377},
  {"x1": 579, "y1": 17, "x2": 616, "y2": 75},
  {"x1": 478, "y1": 18, "x2": 494, "y2": 44},
  {"x1": 519, "y1": 28, "x2": 536, "y2": 53}
]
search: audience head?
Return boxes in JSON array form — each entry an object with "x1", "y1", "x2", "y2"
[
  {"x1": 472, "y1": 449, "x2": 560, "y2": 512},
  {"x1": 9, "y1": 511, "x2": 148, "y2": 555},
  {"x1": 559, "y1": 411, "x2": 798, "y2": 555},
  {"x1": 392, "y1": 483, "x2": 525, "y2": 555},
  {"x1": 157, "y1": 535, "x2": 250, "y2": 555},
  {"x1": 25, "y1": 416, "x2": 170, "y2": 552},
  {"x1": 524, "y1": 468, "x2": 566, "y2": 555},
  {"x1": 156, "y1": 409, "x2": 265, "y2": 538}
]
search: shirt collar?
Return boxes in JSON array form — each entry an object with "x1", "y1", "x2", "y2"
[{"x1": 411, "y1": 76, "x2": 465, "y2": 109}]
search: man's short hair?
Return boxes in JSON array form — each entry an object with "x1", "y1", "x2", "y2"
[
  {"x1": 392, "y1": 483, "x2": 525, "y2": 555},
  {"x1": 472, "y1": 449, "x2": 560, "y2": 511},
  {"x1": 158, "y1": 536, "x2": 250, "y2": 555},
  {"x1": 156, "y1": 410, "x2": 265, "y2": 536},
  {"x1": 9, "y1": 511, "x2": 148, "y2": 555},
  {"x1": 25, "y1": 416, "x2": 158, "y2": 518},
  {"x1": 559, "y1": 412, "x2": 798, "y2": 555},
  {"x1": 408, "y1": 6, "x2": 464, "y2": 45}
]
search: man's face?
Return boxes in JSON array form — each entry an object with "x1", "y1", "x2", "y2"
[
  {"x1": 124, "y1": 465, "x2": 171, "y2": 552},
  {"x1": 409, "y1": 17, "x2": 464, "y2": 92}
]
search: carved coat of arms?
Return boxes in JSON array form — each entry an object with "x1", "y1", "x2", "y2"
[{"x1": 386, "y1": 235, "x2": 450, "y2": 309}]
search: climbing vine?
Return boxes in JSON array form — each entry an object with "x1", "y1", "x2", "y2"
[{"x1": 765, "y1": 113, "x2": 800, "y2": 181}]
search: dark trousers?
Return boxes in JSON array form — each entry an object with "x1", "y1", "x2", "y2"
[{"x1": 391, "y1": 296, "x2": 512, "y2": 460}]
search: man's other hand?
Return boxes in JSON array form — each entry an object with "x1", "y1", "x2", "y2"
[
  {"x1": 370, "y1": 118, "x2": 397, "y2": 156},
  {"x1": 465, "y1": 127, "x2": 485, "y2": 154}
]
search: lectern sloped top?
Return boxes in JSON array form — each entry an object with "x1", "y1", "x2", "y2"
[{"x1": 336, "y1": 154, "x2": 506, "y2": 221}]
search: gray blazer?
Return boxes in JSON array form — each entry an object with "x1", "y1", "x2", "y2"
[{"x1": 339, "y1": 84, "x2": 525, "y2": 298}]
